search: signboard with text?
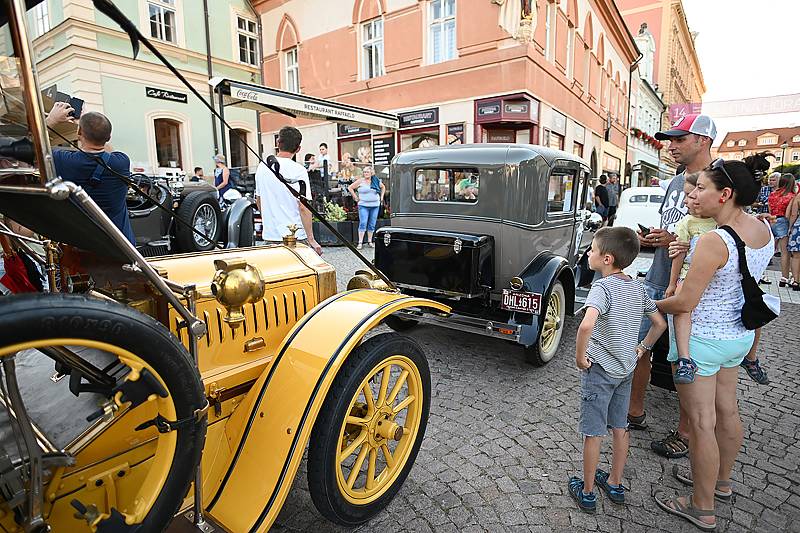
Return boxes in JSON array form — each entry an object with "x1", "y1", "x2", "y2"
[
  {"x1": 372, "y1": 135, "x2": 396, "y2": 166},
  {"x1": 446, "y1": 123, "x2": 465, "y2": 144},
  {"x1": 146, "y1": 87, "x2": 188, "y2": 104},
  {"x1": 338, "y1": 124, "x2": 370, "y2": 137},
  {"x1": 668, "y1": 103, "x2": 702, "y2": 123},
  {"x1": 398, "y1": 108, "x2": 439, "y2": 129}
]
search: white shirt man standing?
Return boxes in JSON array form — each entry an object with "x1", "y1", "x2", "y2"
[{"x1": 255, "y1": 126, "x2": 322, "y2": 255}]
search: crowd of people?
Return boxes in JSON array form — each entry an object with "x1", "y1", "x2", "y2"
[{"x1": 571, "y1": 114, "x2": 779, "y2": 531}]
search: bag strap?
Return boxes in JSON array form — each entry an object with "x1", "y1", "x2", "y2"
[
  {"x1": 88, "y1": 152, "x2": 112, "y2": 187},
  {"x1": 718, "y1": 225, "x2": 755, "y2": 280}
]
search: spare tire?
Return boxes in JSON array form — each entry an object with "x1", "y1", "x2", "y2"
[{"x1": 175, "y1": 191, "x2": 221, "y2": 252}]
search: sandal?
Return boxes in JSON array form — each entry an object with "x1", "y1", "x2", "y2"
[
  {"x1": 740, "y1": 358, "x2": 770, "y2": 385},
  {"x1": 567, "y1": 477, "x2": 597, "y2": 513},
  {"x1": 671, "y1": 465, "x2": 733, "y2": 502},
  {"x1": 673, "y1": 357, "x2": 697, "y2": 385},
  {"x1": 654, "y1": 491, "x2": 716, "y2": 531},
  {"x1": 779, "y1": 277, "x2": 788, "y2": 287},
  {"x1": 651, "y1": 430, "x2": 689, "y2": 458},
  {"x1": 627, "y1": 412, "x2": 648, "y2": 430},
  {"x1": 595, "y1": 469, "x2": 626, "y2": 504}
]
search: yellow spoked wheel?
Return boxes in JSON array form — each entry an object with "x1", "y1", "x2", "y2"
[
  {"x1": 524, "y1": 280, "x2": 566, "y2": 366},
  {"x1": 308, "y1": 333, "x2": 430, "y2": 526},
  {"x1": 0, "y1": 294, "x2": 206, "y2": 533}
]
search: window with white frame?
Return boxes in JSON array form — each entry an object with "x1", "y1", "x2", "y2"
[
  {"x1": 757, "y1": 136, "x2": 777, "y2": 146},
  {"x1": 793, "y1": 135, "x2": 800, "y2": 142},
  {"x1": 362, "y1": 18, "x2": 384, "y2": 79},
  {"x1": 237, "y1": 16, "x2": 258, "y2": 66},
  {"x1": 148, "y1": 0, "x2": 177, "y2": 43},
  {"x1": 738, "y1": 139, "x2": 746, "y2": 146},
  {"x1": 775, "y1": 151, "x2": 783, "y2": 162},
  {"x1": 284, "y1": 47, "x2": 299, "y2": 93},
  {"x1": 726, "y1": 140, "x2": 735, "y2": 147},
  {"x1": 566, "y1": 26, "x2": 574, "y2": 78},
  {"x1": 793, "y1": 150, "x2": 800, "y2": 162},
  {"x1": 33, "y1": 2, "x2": 50, "y2": 37},
  {"x1": 429, "y1": 0, "x2": 456, "y2": 64},
  {"x1": 544, "y1": 2, "x2": 553, "y2": 61}
]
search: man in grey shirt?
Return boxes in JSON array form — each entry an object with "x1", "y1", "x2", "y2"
[
  {"x1": 626, "y1": 113, "x2": 717, "y2": 459},
  {"x1": 606, "y1": 174, "x2": 620, "y2": 226}
]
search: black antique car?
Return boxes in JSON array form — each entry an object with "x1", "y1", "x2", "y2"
[
  {"x1": 127, "y1": 173, "x2": 255, "y2": 256},
  {"x1": 375, "y1": 144, "x2": 593, "y2": 365}
]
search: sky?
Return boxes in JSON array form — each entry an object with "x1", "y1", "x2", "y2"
[{"x1": 682, "y1": 0, "x2": 800, "y2": 142}]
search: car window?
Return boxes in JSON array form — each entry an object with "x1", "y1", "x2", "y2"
[
  {"x1": 650, "y1": 194, "x2": 664, "y2": 204},
  {"x1": 546, "y1": 169, "x2": 576, "y2": 213},
  {"x1": 414, "y1": 168, "x2": 479, "y2": 203},
  {"x1": 629, "y1": 195, "x2": 649, "y2": 203}
]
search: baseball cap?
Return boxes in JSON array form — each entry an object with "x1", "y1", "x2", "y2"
[{"x1": 655, "y1": 114, "x2": 717, "y2": 141}]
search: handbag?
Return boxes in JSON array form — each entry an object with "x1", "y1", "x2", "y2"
[{"x1": 718, "y1": 225, "x2": 780, "y2": 330}]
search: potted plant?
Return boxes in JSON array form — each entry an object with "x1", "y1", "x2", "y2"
[{"x1": 313, "y1": 200, "x2": 355, "y2": 245}]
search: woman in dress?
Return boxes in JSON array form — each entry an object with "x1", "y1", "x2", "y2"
[
  {"x1": 653, "y1": 154, "x2": 773, "y2": 531},
  {"x1": 348, "y1": 166, "x2": 385, "y2": 249},
  {"x1": 767, "y1": 173, "x2": 797, "y2": 286},
  {"x1": 786, "y1": 189, "x2": 800, "y2": 291}
]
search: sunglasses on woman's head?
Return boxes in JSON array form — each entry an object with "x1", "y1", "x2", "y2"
[{"x1": 710, "y1": 158, "x2": 735, "y2": 188}]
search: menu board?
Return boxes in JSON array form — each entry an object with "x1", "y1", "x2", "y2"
[{"x1": 372, "y1": 135, "x2": 396, "y2": 166}]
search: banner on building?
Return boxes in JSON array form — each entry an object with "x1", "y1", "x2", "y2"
[{"x1": 668, "y1": 103, "x2": 702, "y2": 123}]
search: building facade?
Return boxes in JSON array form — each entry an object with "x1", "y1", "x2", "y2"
[
  {"x1": 618, "y1": 0, "x2": 705, "y2": 171},
  {"x1": 27, "y1": 0, "x2": 262, "y2": 176},
  {"x1": 252, "y1": 0, "x2": 639, "y2": 182},
  {"x1": 628, "y1": 22, "x2": 666, "y2": 186},
  {"x1": 716, "y1": 127, "x2": 800, "y2": 168}
]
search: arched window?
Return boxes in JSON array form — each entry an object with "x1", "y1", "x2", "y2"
[{"x1": 154, "y1": 118, "x2": 182, "y2": 169}]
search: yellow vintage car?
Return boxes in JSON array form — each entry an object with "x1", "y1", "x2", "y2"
[{"x1": 0, "y1": 1, "x2": 447, "y2": 531}]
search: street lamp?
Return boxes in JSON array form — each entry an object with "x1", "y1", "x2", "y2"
[{"x1": 781, "y1": 142, "x2": 789, "y2": 168}]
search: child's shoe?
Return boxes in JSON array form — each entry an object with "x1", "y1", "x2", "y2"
[
  {"x1": 595, "y1": 469, "x2": 626, "y2": 504},
  {"x1": 568, "y1": 477, "x2": 597, "y2": 513},
  {"x1": 673, "y1": 357, "x2": 697, "y2": 385},
  {"x1": 740, "y1": 358, "x2": 770, "y2": 385}
]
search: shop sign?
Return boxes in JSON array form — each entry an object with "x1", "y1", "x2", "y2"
[
  {"x1": 145, "y1": 87, "x2": 188, "y2": 103},
  {"x1": 504, "y1": 101, "x2": 528, "y2": 115},
  {"x1": 398, "y1": 108, "x2": 439, "y2": 128},
  {"x1": 487, "y1": 130, "x2": 515, "y2": 143},
  {"x1": 338, "y1": 124, "x2": 371, "y2": 137},
  {"x1": 551, "y1": 110, "x2": 567, "y2": 135},
  {"x1": 372, "y1": 135, "x2": 396, "y2": 166},
  {"x1": 446, "y1": 123, "x2": 465, "y2": 144},
  {"x1": 477, "y1": 101, "x2": 502, "y2": 118},
  {"x1": 604, "y1": 153, "x2": 621, "y2": 173}
]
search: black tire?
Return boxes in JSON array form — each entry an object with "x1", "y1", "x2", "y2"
[
  {"x1": 175, "y1": 191, "x2": 221, "y2": 252},
  {"x1": 0, "y1": 294, "x2": 207, "y2": 533},
  {"x1": 237, "y1": 206, "x2": 255, "y2": 248},
  {"x1": 383, "y1": 314, "x2": 418, "y2": 332},
  {"x1": 524, "y1": 280, "x2": 566, "y2": 366},
  {"x1": 307, "y1": 333, "x2": 430, "y2": 526}
]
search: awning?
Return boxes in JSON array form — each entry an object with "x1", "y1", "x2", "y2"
[{"x1": 209, "y1": 78, "x2": 399, "y2": 132}]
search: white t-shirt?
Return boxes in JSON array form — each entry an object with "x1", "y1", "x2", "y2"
[{"x1": 255, "y1": 156, "x2": 312, "y2": 241}]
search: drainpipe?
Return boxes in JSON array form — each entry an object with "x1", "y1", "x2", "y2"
[
  {"x1": 246, "y1": 0, "x2": 264, "y2": 158},
  {"x1": 626, "y1": 52, "x2": 643, "y2": 188},
  {"x1": 203, "y1": 0, "x2": 219, "y2": 154}
]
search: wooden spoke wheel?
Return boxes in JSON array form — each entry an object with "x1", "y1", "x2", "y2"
[
  {"x1": 307, "y1": 333, "x2": 430, "y2": 526},
  {"x1": 0, "y1": 294, "x2": 206, "y2": 532}
]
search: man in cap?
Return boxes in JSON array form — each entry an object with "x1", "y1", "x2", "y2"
[{"x1": 626, "y1": 114, "x2": 716, "y2": 458}]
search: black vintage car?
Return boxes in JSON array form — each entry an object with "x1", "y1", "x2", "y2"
[
  {"x1": 375, "y1": 144, "x2": 594, "y2": 366},
  {"x1": 127, "y1": 173, "x2": 255, "y2": 256}
]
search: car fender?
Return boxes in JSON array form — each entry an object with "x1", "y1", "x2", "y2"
[
  {"x1": 224, "y1": 197, "x2": 255, "y2": 248},
  {"x1": 204, "y1": 289, "x2": 450, "y2": 533},
  {"x1": 513, "y1": 252, "x2": 575, "y2": 347}
]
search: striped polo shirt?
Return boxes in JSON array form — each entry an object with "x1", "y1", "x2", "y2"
[{"x1": 582, "y1": 275, "x2": 657, "y2": 378}]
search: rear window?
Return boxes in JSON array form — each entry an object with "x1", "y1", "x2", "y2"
[
  {"x1": 414, "y1": 168, "x2": 479, "y2": 203},
  {"x1": 629, "y1": 195, "x2": 649, "y2": 203},
  {"x1": 650, "y1": 194, "x2": 664, "y2": 203}
]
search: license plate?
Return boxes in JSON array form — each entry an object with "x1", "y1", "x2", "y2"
[{"x1": 500, "y1": 289, "x2": 542, "y2": 315}]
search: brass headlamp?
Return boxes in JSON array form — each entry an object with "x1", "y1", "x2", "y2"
[{"x1": 210, "y1": 257, "x2": 265, "y2": 328}]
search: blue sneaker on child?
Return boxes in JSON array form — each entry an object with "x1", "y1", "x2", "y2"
[
  {"x1": 595, "y1": 469, "x2": 626, "y2": 503},
  {"x1": 673, "y1": 357, "x2": 697, "y2": 385},
  {"x1": 568, "y1": 477, "x2": 597, "y2": 513}
]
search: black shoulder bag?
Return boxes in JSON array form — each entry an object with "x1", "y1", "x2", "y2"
[{"x1": 718, "y1": 225, "x2": 780, "y2": 330}]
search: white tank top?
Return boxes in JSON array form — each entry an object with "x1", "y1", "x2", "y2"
[{"x1": 691, "y1": 221, "x2": 774, "y2": 340}]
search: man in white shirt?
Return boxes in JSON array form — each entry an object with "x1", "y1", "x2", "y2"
[{"x1": 255, "y1": 126, "x2": 322, "y2": 255}]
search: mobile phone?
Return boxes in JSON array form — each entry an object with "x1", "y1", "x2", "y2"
[
  {"x1": 68, "y1": 97, "x2": 84, "y2": 119},
  {"x1": 638, "y1": 223, "x2": 651, "y2": 236}
]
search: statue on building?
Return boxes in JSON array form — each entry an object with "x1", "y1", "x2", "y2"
[{"x1": 495, "y1": 0, "x2": 537, "y2": 43}]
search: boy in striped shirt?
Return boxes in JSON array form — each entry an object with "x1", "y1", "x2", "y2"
[{"x1": 569, "y1": 227, "x2": 667, "y2": 513}]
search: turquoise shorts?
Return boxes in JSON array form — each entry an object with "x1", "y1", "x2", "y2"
[{"x1": 668, "y1": 332, "x2": 755, "y2": 377}]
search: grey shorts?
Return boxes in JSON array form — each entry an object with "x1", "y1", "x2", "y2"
[{"x1": 579, "y1": 363, "x2": 633, "y2": 436}]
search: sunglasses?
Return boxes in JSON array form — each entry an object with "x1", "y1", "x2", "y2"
[{"x1": 710, "y1": 158, "x2": 735, "y2": 188}]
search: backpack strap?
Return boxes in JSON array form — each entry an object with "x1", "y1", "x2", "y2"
[{"x1": 88, "y1": 152, "x2": 112, "y2": 188}]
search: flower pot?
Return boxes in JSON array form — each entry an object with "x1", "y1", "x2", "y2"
[{"x1": 313, "y1": 221, "x2": 355, "y2": 246}]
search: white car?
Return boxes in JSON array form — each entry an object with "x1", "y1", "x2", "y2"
[{"x1": 613, "y1": 186, "x2": 665, "y2": 233}]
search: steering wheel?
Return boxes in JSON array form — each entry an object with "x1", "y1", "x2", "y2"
[{"x1": 126, "y1": 173, "x2": 155, "y2": 210}]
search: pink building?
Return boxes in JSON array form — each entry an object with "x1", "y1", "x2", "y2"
[{"x1": 253, "y1": 0, "x2": 639, "y2": 179}]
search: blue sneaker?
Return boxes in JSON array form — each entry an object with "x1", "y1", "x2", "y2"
[
  {"x1": 595, "y1": 469, "x2": 626, "y2": 504},
  {"x1": 568, "y1": 476, "x2": 597, "y2": 513},
  {"x1": 740, "y1": 358, "x2": 769, "y2": 385},
  {"x1": 673, "y1": 357, "x2": 697, "y2": 385}
]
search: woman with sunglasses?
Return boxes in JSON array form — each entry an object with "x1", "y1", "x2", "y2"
[
  {"x1": 653, "y1": 154, "x2": 773, "y2": 531},
  {"x1": 767, "y1": 173, "x2": 797, "y2": 286}
]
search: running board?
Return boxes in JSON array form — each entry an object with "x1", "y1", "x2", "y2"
[{"x1": 394, "y1": 308, "x2": 521, "y2": 343}]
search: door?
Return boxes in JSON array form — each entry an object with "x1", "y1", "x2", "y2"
[
  {"x1": 154, "y1": 118, "x2": 183, "y2": 169},
  {"x1": 229, "y1": 129, "x2": 249, "y2": 170}
]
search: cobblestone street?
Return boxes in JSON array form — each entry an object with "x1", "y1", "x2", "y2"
[{"x1": 273, "y1": 247, "x2": 800, "y2": 532}]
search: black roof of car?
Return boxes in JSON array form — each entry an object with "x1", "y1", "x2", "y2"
[{"x1": 393, "y1": 143, "x2": 588, "y2": 167}]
